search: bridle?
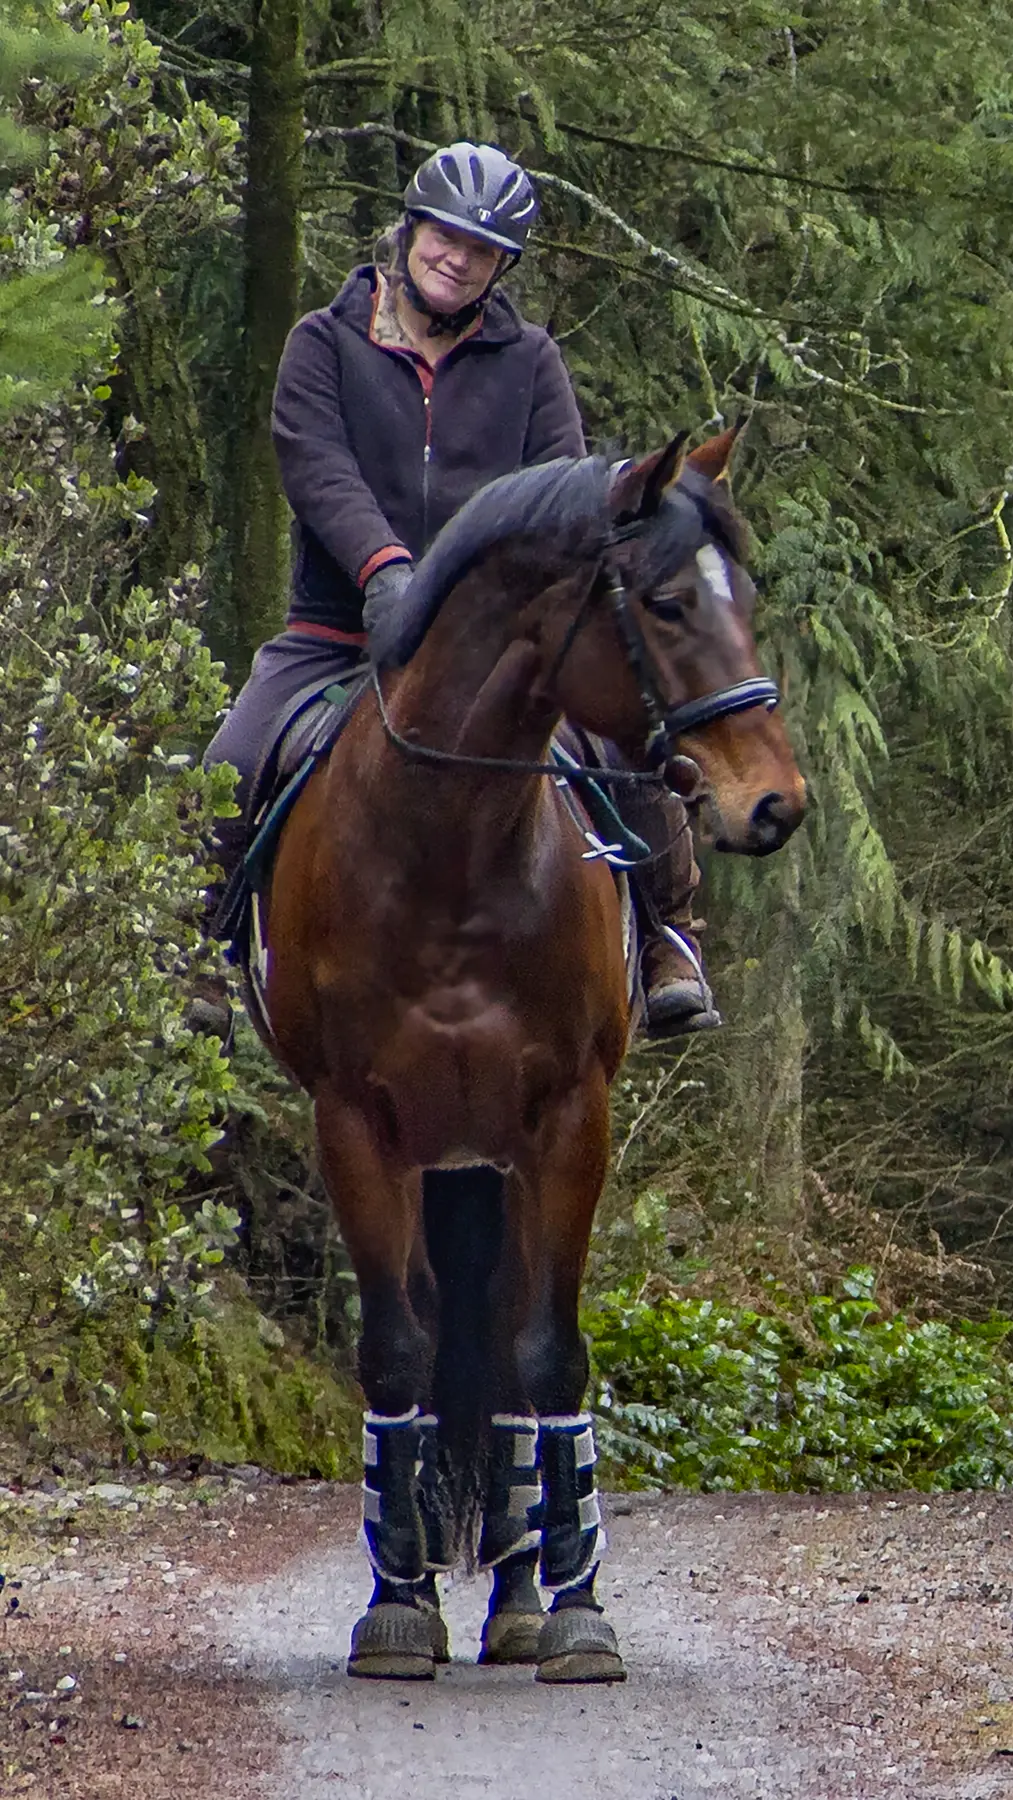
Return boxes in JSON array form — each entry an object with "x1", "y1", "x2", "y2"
[
  {"x1": 600, "y1": 555, "x2": 778, "y2": 769},
  {"x1": 374, "y1": 530, "x2": 780, "y2": 786}
]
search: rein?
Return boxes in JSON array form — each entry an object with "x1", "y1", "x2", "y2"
[
  {"x1": 373, "y1": 542, "x2": 780, "y2": 783},
  {"x1": 372, "y1": 665, "x2": 662, "y2": 783}
]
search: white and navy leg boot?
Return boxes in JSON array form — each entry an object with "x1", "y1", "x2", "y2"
[
  {"x1": 535, "y1": 1414, "x2": 626, "y2": 1683},
  {"x1": 478, "y1": 1415, "x2": 544, "y2": 1665},
  {"x1": 348, "y1": 1408, "x2": 436, "y2": 1680}
]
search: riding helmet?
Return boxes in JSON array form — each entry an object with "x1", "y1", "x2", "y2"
[{"x1": 403, "y1": 142, "x2": 539, "y2": 255}]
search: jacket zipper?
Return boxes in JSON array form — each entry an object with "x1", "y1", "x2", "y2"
[
  {"x1": 374, "y1": 343, "x2": 434, "y2": 547},
  {"x1": 422, "y1": 389, "x2": 432, "y2": 546}
]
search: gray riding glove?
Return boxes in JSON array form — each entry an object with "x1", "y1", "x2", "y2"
[{"x1": 362, "y1": 560, "x2": 414, "y2": 646}]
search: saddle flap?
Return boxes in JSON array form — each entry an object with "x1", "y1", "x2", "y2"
[
  {"x1": 213, "y1": 671, "x2": 368, "y2": 961},
  {"x1": 246, "y1": 672, "x2": 368, "y2": 832}
]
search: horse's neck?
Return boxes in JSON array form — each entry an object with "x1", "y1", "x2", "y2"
[
  {"x1": 391, "y1": 553, "x2": 576, "y2": 750},
  {"x1": 378, "y1": 560, "x2": 572, "y2": 866}
]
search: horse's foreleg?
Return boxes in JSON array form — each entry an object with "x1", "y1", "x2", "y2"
[
  {"x1": 515, "y1": 1070, "x2": 627, "y2": 1684},
  {"x1": 314, "y1": 1091, "x2": 438, "y2": 1679},
  {"x1": 476, "y1": 1413, "x2": 545, "y2": 1665},
  {"x1": 474, "y1": 1190, "x2": 545, "y2": 1664}
]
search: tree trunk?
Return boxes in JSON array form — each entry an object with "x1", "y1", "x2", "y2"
[
  {"x1": 326, "y1": 0, "x2": 401, "y2": 252},
  {"x1": 712, "y1": 841, "x2": 807, "y2": 1231},
  {"x1": 113, "y1": 239, "x2": 213, "y2": 586},
  {"x1": 230, "y1": 0, "x2": 304, "y2": 670},
  {"x1": 734, "y1": 842, "x2": 806, "y2": 1224},
  {"x1": 740, "y1": 844, "x2": 806, "y2": 1226}
]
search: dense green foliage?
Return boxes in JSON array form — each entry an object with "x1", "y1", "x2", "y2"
[
  {"x1": 0, "y1": 0, "x2": 108, "y2": 414},
  {"x1": 589, "y1": 1270, "x2": 1013, "y2": 1492},
  {"x1": 24, "y1": 1282, "x2": 362, "y2": 1472},
  {"x1": 6, "y1": 0, "x2": 1013, "y2": 1476},
  {"x1": 0, "y1": 391, "x2": 235, "y2": 1441},
  {"x1": 0, "y1": 0, "x2": 358, "y2": 1468}
]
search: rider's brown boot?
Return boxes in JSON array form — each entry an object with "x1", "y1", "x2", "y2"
[
  {"x1": 642, "y1": 921, "x2": 722, "y2": 1038},
  {"x1": 608, "y1": 776, "x2": 722, "y2": 1038}
]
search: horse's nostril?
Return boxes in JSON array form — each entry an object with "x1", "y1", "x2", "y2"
[
  {"x1": 750, "y1": 792, "x2": 795, "y2": 844},
  {"x1": 753, "y1": 792, "x2": 787, "y2": 825}
]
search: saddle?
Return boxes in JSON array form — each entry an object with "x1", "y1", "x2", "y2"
[
  {"x1": 213, "y1": 668, "x2": 370, "y2": 967},
  {"x1": 217, "y1": 679, "x2": 648, "y2": 1043}
]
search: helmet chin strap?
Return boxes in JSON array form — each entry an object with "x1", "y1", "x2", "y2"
[
  {"x1": 400, "y1": 266, "x2": 485, "y2": 337},
  {"x1": 396, "y1": 227, "x2": 515, "y2": 337}
]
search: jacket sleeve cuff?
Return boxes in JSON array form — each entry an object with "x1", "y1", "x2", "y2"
[{"x1": 358, "y1": 545, "x2": 413, "y2": 588}]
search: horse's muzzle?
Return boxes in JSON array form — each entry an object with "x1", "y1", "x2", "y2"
[{"x1": 715, "y1": 788, "x2": 806, "y2": 856}]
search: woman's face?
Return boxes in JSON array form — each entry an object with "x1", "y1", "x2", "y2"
[{"x1": 406, "y1": 219, "x2": 504, "y2": 313}]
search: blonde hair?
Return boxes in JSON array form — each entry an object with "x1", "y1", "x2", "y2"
[{"x1": 373, "y1": 216, "x2": 413, "y2": 278}]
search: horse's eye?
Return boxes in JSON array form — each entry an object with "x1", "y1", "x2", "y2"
[{"x1": 651, "y1": 592, "x2": 686, "y2": 624}]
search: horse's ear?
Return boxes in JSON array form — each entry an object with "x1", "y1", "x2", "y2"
[
  {"x1": 686, "y1": 414, "x2": 748, "y2": 483},
  {"x1": 612, "y1": 430, "x2": 690, "y2": 520}
]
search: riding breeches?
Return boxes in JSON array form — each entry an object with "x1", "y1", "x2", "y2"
[
  {"x1": 203, "y1": 630, "x2": 365, "y2": 880},
  {"x1": 204, "y1": 629, "x2": 367, "y2": 815}
]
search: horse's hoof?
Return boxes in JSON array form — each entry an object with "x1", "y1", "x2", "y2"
[
  {"x1": 478, "y1": 1608, "x2": 544, "y2": 1665},
  {"x1": 347, "y1": 1604, "x2": 436, "y2": 1680},
  {"x1": 535, "y1": 1609, "x2": 627, "y2": 1683}
]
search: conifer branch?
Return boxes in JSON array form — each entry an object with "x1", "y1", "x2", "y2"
[
  {"x1": 357, "y1": 80, "x2": 994, "y2": 210},
  {"x1": 909, "y1": 489, "x2": 1013, "y2": 618},
  {"x1": 303, "y1": 57, "x2": 396, "y2": 85},
  {"x1": 540, "y1": 113, "x2": 1013, "y2": 216},
  {"x1": 140, "y1": 32, "x2": 409, "y2": 91},
  {"x1": 309, "y1": 122, "x2": 944, "y2": 414},
  {"x1": 143, "y1": 29, "x2": 250, "y2": 81},
  {"x1": 534, "y1": 113, "x2": 912, "y2": 203},
  {"x1": 551, "y1": 290, "x2": 616, "y2": 342},
  {"x1": 139, "y1": 43, "x2": 1013, "y2": 221}
]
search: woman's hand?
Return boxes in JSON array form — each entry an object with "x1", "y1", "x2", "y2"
[{"x1": 363, "y1": 561, "x2": 415, "y2": 642}]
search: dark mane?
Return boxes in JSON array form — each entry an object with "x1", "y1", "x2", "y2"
[
  {"x1": 371, "y1": 456, "x2": 611, "y2": 669},
  {"x1": 369, "y1": 453, "x2": 748, "y2": 671}
]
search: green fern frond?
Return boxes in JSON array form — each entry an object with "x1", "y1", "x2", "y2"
[{"x1": 857, "y1": 1006, "x2": 916, "y2": 1081}]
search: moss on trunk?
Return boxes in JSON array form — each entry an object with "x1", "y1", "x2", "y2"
[
  {"x1": 113, "y1": 238, "x2": 213, "y2": 585},
  {"x1": 230, "y1": 0, "x2": 305, "y2": 669}
]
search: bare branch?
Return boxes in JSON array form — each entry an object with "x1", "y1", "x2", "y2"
[
  {"x1": 308, "y1": 121, "x2": 947, "y2": 413},
  {"x1": 303, "y1": 56, "x2": 395, "y2": 85}
]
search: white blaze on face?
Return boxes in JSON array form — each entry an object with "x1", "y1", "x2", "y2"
[{"x1": 695, "y1": 543, "x2": 735, "y2": 605}]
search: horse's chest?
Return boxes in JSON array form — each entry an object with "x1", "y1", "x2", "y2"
[{"x1": 416, "y1": 979, "x2": 493, "y2": 1028}]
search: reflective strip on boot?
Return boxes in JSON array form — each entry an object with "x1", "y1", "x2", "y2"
[
  {"x1": 360, "y1": 1408, "x2": 427, "y2": 1584},
  {"x1": 478, "y1": 1414, "x2": 543, "y2": 1569},
  {"x1": 537, "y1": 1413, "x2": 606, "y2": 1592}
]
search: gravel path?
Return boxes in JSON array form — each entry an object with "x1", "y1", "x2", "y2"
[{"x1": 4, "y1": 1475, "x2": 1013, "y2": 1797}]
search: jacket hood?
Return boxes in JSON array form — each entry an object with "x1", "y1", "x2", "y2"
[{"x1": 330, "y1": 264, "x2": 524, "y2": 347}]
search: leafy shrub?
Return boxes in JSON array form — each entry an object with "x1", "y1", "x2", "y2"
[
  {"x1": 17, "y1": 1280, "x2": 362, "y2": 1476},
  {"x1": 0, "y1": 391, "x2": 246, "y2": 1449},
  {"x1": 588, "y1": 1268, "x2": 1013, "y2": 1491}
]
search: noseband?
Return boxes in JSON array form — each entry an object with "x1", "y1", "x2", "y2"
[{"x1": 375, "y1": 539, "x2": 781, "y2": 783}]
